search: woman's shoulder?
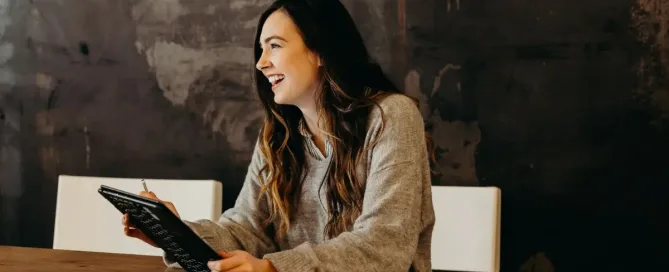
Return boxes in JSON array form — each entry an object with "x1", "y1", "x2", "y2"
[
  {"x1": 364, "y1": 92, "x2": 425, "y2": 142},
  {"x1": 368, "y1": 93, "x2": 423, "y2": 124}
]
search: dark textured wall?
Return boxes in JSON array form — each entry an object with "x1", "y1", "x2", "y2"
[{"x1": 1, "y1": 0, "x2": 668, "y2": 271}]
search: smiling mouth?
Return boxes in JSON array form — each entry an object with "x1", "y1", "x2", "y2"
[{"x1": 268, "y1": 75, "x2": 285, "y2": 89}]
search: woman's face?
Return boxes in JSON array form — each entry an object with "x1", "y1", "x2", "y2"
[{"x1": 256, "y1": 10, "x2": 322, "y2": 108}]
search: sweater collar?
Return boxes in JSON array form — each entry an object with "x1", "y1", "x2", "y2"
[
  {"x1": 298, "y1": 118, "x2": 311, "y2": 138},
  {"x1": 298, "y1": 118, "x2": 332, "y2": 160}
]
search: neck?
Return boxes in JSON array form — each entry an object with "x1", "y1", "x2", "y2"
[
  {"x1": 300, "y1": 106, "x2": 323, "y2": 137},
  {"x1": 295, "y1": 83, "x2": 328, "y2": 153}
]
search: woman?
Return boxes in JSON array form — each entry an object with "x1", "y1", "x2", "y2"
[{"x1": 123, "y1": 0, "x2": 435, "y2": 271}]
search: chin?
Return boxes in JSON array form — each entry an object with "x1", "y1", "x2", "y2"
[
  {"x1": 272, "y1": 94, "x2": 292, "y2": 105},
  {"x1": 272, "y1": 91, "x2": 297, "y2": 106}
]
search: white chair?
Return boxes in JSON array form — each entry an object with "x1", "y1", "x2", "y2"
[
  {"x1": 53, "y1": 175, "x2": 223, "y2": 256},
  {"x1": 431, "y1": 186, "x2": 501, "y2": 272}
]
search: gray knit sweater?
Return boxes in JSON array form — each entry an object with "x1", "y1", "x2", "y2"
[{"x1": 164, "y1": 94, "x2": 435, "y2": 271}]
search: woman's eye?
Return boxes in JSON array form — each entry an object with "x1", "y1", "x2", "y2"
[{"x1": 271, "y1": 43, "x2": 281, "y2": 49}]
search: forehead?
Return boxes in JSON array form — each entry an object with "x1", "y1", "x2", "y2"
[{"x1": 259, "y1": 10, "x2": 300, "y2": 42}]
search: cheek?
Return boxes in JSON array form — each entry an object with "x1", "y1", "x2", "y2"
[
  {"x1": 298, "y1": 57, "x2": 321, "y2": 83},
  {"x1": 288, "y1": 61, "x2": 319, "y2": 86},
  {"x1": 272, "y1": 49, "x2": 321, "y2": 100}
]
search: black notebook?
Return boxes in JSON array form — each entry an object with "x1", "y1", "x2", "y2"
[{"x1": 98, "y1": 185, "x2": 222, "y2": 272}]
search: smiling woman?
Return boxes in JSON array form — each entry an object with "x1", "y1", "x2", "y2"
[
  {"x1": 255, "y1": 10, "x2": 322, "y2": 109},
  {"x1": 121, "y1": 1, "x2": 436, "y2": 271}
]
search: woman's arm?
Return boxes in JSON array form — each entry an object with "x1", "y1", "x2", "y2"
[
  {"x1": 164, "y1": 139, "x2": 278, "y2": 267},
  {"x1": 262, "y1": 95, "x2": 433, "y2": 272}
]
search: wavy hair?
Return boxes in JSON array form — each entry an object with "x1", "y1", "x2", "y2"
[{"x1": 252, "y1": 0, "x2": 431, "y2": 240}]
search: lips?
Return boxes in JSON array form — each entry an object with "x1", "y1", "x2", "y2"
[{"x1": 267, "y1": 74, "x2": 285, "y2": 89}]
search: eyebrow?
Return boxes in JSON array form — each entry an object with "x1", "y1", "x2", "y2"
[{"x1": 261, "y1": 35, "x2": 287, "y2": 45}]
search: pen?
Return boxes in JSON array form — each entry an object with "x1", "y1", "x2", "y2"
[{"x1": 141, "y1": 179, "x2": 149, "y2": 192}]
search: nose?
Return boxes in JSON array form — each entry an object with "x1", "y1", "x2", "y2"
[{"x1": 256, "y1": 51, "x2": 271, "y2": 71}]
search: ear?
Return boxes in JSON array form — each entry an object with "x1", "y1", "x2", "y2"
[{"x1": 308, "y1": 51, "x2": 323, "y2": 67}]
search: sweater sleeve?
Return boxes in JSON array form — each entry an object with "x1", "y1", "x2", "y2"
[
  {"x1": 163, "y1": 139, "x2": 277, "y2": 268},
  {"x1": 262, "y1": 95, "x2": 430, "y2": 272}
]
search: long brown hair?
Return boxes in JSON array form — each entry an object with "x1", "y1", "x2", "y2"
[{"x1": 252, "y1": 0, "x2": 430, "y2": 240}]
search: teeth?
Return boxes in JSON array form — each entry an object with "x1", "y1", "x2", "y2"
[{"x1": 268, "y1": 75, "x2": 285, "y2": 84}]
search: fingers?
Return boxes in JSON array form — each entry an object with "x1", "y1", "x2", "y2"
[
  {"x1": 136, "y1": 192, "x2": 180, "y2": 218},
  {"x1": 121, "y1": 214, "x2": 135, "y2": 228},
  {"x1": 122, "y1": 214, "x2": 156, "y2": 246},
  {"x1": 208, "y1": 253, "x2": 244, "y2": 271},
  {"x1": 123, "y1": 225, "x2": 146, "y2": 241},
  {"x1": 122, "y1": 224, "x2": 159, "y2": 248},
  {"x1": 138, "y1": 191, "x2": 158, "y2": 199},
  {"x1": 122, "y1": 214, "x2": 140, "y2": 238},
  {"x1": 126, "y1": 228, "x2": 158, "y2": 248},
  {"x1": 123, "y1": 225, "x2": 139, "y2": 237}
]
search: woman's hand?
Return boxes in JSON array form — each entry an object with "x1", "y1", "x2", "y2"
[
  {"x1": 207, "y1": 251, "x2": 277, "y2": 272},
  {"x1": 140, "y1": 191, "x2": 180, "y2": 218},
  {"x1": 121, "y1": 191, "x2": 180, "y2": 247}
]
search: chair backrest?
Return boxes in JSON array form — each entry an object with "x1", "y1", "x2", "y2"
[
  {"x1": 431, "y1": 186, "x2": 501, "y2": 272},
  {"x1": 53, "y1": 175, "x2": 223, "y2": 256}
]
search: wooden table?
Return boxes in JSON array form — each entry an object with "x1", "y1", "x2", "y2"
[{"x1": 0, "y1": 246, "x2": 184, "y2": 271}]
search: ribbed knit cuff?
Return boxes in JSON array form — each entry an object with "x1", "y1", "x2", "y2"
[{"x1": 263, "y1": 243, "x2": 316, "y2": 272}]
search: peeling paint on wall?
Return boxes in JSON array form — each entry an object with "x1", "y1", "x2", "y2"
[
  {"x1": 34, "y1": 110, "x2": 55, "y2": 136},
  {"x1": 131, "y1": 0, "x2": 187, "y2": 25},
  {"x1": 185, "y1": 65, "x2": 263, "y2": 159},
  {"x1": 429, "y1": 114, "x2": 481, "y2": 186},
  {"x1": 139, "y1": 39, "x2": 261, "y2": 153},
  {"x1": 131, "y1": 0, "x2": 264, "y2": 154},
  {"x1": 142, "y1": 41, "x2": 253, "y2": 106},
  {"x1": 631, "y1": 0, "x2": 669, "y2": 125},
  {"x1": 404, "y1": 65, "x2": 480, "y2": 186},
  {"x1": 229, "y1": 0, "x2": 274, "y2": 11},
  {"x1": 35, "y1": 73, "x2": 54, "y2": 91},
  {"x1": 0, "y1": 0, "x2": 14, "y2": 87},
  {"x1": 0, "y1": 42, "x2": 13, "y2": 85}
]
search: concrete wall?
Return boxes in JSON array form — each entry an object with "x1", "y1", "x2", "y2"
[{"x1": 1, "y1": 0, "x2": 667, "y2": 270}]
